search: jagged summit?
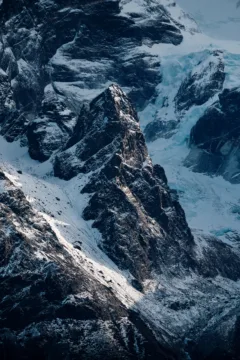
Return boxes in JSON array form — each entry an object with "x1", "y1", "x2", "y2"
[
  {"x1": 104, "y1": 84, "x2": 140, "y2": 123},
  {"x1": 1, "y1": 80, "x2": 240, "y2": 359},
  {"x1": 53, "y1": 85, "x2": 196, "y2": 284},
  {"x1": 55, "y1": 85, "x2": 240, "y2": 289},
  {"x1": 54, "y1": 84, "x2": 146, "y2": 179}
]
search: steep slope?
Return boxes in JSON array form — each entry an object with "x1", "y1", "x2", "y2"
[
  {"x1": 54, "y1": 84, "x2": 240, "y2": 283},
  {"x1": 54, "y1": 84, "x2": 195, "y2": 285},
  {"x1": 144, "y1": 50, "x2": 226, "y2": 142},
  {"x1": 141, "y1": 33, "x2": 240, "y2": 243},
  {"x1": 0, "y1": 0, "x2": 188, "y2": 164},
  {"x1": 1, "y1": 85, "x2": 240, "y2": 360},
  {"x1": 174, "y1": 50, "x2": 225, "y2": 113},
  {"x1": 1, "y1": 1, "x2": 240, "y2": 360},
  {"x1": 0, "y1": 169, "x2": 174, "y2": 360}
]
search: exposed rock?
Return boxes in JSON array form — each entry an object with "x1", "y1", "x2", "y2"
[
  {"x1": 144, "y1": 119, "x2": 178, "y2": 142},
  {"x1": 27, "y1": 86, "x2": 77, "y2": 161},
  {"x1": 0, "y1": 170, "x2": 173, "y2": 360},
  {"x1": 187, "y1": 296, "x2": 240, "y2": 360},
  {"x1": 0, "y1": 0, "x2": 185, "y2": 157},
  {"x1": 54, "y1": 84, "x2": 197, "y2": 282},
  {"x1": 1, "y1": 2, "x2": 240, "y2": 359},
  {"x1": 175, "y1": 50, "x2": 225, "y2": 113},
  {"x1": 187, "y1": 87, "x2": 240, "y2": 183},
  {"x1": 55, "y1": 85, "x2": 240, "y2": 287},
  {"x1": 0, "y1": 68, "x2": 28, "y2": 142}
]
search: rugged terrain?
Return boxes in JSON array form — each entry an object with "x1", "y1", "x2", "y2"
[{"x1": 0, "y1": 1, "x2": 240, "y2": 360}]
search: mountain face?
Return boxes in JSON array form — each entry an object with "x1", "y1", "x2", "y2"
[
  {"x1": 144, "y1": 50, "x2": 226, "y2": 143},
  {"x1": 0, "y1": 0, "x2": 185, "y2": 163},
  {"x1": 55, "y1": 84, "x2": 196, "y2": 285},
  {"x1": 186, "y1": 87, "x2": 240, "y2": 183},
  {"x1": 0, "y1": 169, "x2": 171, "y2": 360},
  {"x1": 1, "y1": 1, "x2": 240, "y2": 360},
  {"x1": 2, "y1": 83, "x2": 240, "y2": 360},
  {"x1": 174, "y1": 50, "x2": 225, "y2": 113}
]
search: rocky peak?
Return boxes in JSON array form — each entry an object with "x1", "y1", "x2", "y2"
[
  {"x1": 2, "y1": 2, "x2": 240, "y2": 359},
  {"x1": 54, "y1": 84, "x2": 147, "y2": 178},
  {"x1": 0, "y1": 0, "x2": 186, "y2": 161},
  {"x1": 55, "y1": 85, "x2": 195, "y2": 285},
  {"x1": 55, "y1": 84, "x2": 240, "y2": 287}
]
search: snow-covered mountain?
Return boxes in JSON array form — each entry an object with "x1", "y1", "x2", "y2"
[
  {"x1": 177, "y1": 0, "x2": 240, "y2": 40},
  {"x1": 1, "y1": 1, "x2": 240, "y2": 359}
]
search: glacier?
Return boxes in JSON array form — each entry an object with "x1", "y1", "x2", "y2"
[{"x1": 139, "y1": 31, "x2": 240, "y2": 244}]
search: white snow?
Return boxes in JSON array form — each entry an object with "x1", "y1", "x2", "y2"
[
  {"x1": 0, "y1": 137, "x2": 143, "y2": 308},
  {"x1": 149, "y1": 138, "x2": 240, "y2": 243},
  {"x1": 177, "y1": 0, "x2": 240, "y2": 41},
  {"x1": 138, "y1": 28, "x2": 240, "y2": 244},
  {"x1": 120, "y1": 0, "x2": 198, "y2": 33},
  {"x1": 131, "y1": 3, "x2": 240, "y2": 244},
  {"x1": 0, "y1": 0, "x2": 240, "y2": 343}
]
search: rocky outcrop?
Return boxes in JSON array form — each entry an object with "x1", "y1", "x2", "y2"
[
  {"x1": 52, "y1": 84, "x2": 240, "y2": 360},
  {"x1": 1, "y1": 1, "x2": 240, "y2": 359},
  {"x1": 143, "y1": 51, "x2": 225, "y2": 145},
  {"x1": 54, "y1": 85, "x2": 196, "y2": 284},
  {"x1": 54, "y1": 85, "x2": 240, "y2": 286},
  {"x1": 0, "y1": 170, "x2": 174, "y2": 360},
  {"x1": 186, "y1": 87, "x2": 240, "y2": 183},
  {"x1": 27, "y1": 86, "x2": 77, "y2": 161},
  {"x1": 0, "y1": 68, "x2": 28, "y2": 142},
  {"x1": 1, "y1": 81, "x2": 240, "y2": 359},
  {"x1": 189, "y1": 304, "x2": 240, "y2": 360},
  {"x1": 0, "y1": 0, "x2": 186, "y2": 162},
  {"x1": 144, "y1": 119, "x2": 178, "y2": 142},
  {"x1": 175, "y1": 50, "x2": 225, "y2": 113}
]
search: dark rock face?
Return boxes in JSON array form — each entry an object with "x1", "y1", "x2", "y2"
[
  {"x1": 27, "y1": 87, "x2": 77, "y2": 161},
  {"x1": 1, "y1": 2, "x2": 240, "y2": 359},
  {"x1": 187, "y1": 87, "x2": 240, "y2": 183},
  {"x1": 144, "y1": 119, "x2": 178, "y2": 142},
  {"x1": 0, "y1": 68, "x2": 28, "y2": 142},
  {"x1": 188, "y1": 301, "x2": 240, "y2": 360},
  {"x1": 0, "y1": 170, "x2": 173, "y2": 360},
  {"x1": 54, "y1": 85, "x2": 196, "y2": 283},
  {"x1": 1, "y1": 79, "x2": 240, "y2": 359},
  {"x1": 142, "y1": 51, "x2": 225, "y2": 145},
  {"x1": 0, "y1": 0, "x2": 184, "y2": 161},
  {"x1": 54, "y1": 85, "x2": 240, "y2": 287},
  {"x1": 175, "y1": 50, "x2": 225, "y2": 113}
]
